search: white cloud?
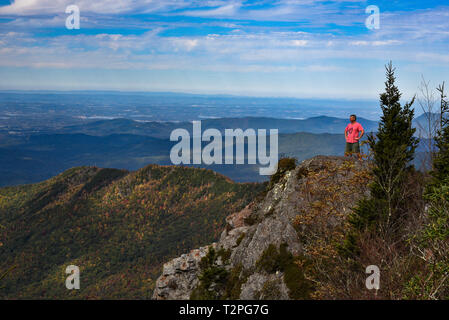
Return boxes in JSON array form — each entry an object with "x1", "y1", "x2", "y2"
[
  {"x1": 290, "y1": 40, "x2": 308, "y2": 47},
  {"x1": 0, "y1": 0, "x2": 448, "y2": 99},
  {"x1": 350, "y1": 40, "x2": 402, "y2": 46},
  {"x1": 172, "y1": 38, "x2": 199, "y2": 51},
  {"x1": 181, "y1": 1, "x2": 241, "y2": 17},
  {"x1": 0, "y1": 26, "x2": 445, "y2": 74},
  {"x1": 0, "y1": 0, "x2": 189, "y2": 15}
]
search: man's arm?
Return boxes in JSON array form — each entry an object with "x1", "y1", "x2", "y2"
[{"x1": 356, "y1": 127, "x2": 364, "y2": 140}]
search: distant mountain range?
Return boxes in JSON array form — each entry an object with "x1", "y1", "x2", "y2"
[
  {"x1": 0, "y1": 91, "x2": 380, "y2": 128},
  {"x1": 59, "y1": 113, "x2": 435, "y2": 139},
  {"x1": 59, "y1": 116, "x2": 379, "y2": 138},
  {"x1": 0, "y1": 114, "x2": 435, "y2": 186}
]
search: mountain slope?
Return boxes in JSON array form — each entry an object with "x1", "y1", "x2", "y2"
[
  {"x1": 153, "y1": 156, "x2": 372, "y2": 300},
  {"x1": 0, "y1": 164, "x2": 264, "y2": 299}
]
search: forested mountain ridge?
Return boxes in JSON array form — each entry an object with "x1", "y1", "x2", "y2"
[{"x1": 0, "y1": 164, "x2": 264, "y2": 299}]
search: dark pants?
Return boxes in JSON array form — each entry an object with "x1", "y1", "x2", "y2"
[{"x1": 345, "y1": 142, "x2": 360, "y2": 154}]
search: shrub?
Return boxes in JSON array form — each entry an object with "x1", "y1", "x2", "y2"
[
  {"x1": 267, "y1": 158, "x2": 296, "y2": 190},
  {"x1": 256, "y1": 244, "x2": 281, "y2": 273},
  {"x1": 259, "y1": 279, "x2": 281, "y2": 299},
  {"x1": 256, "y1": 243, "x2": 313, "y2": 299},
  {"x1": 222, "y1": 264, "x2": 248, "y2": 300},
  {"x1": 243, "y1": 213, "x2": 261, "y2": 226},
  {"x1": 405, "y1": 180, "x2": 449, "y2": 299},
  {"x1": 296, "y1": 166, "x2": 309, "y2": 180},
  {"x1": 191, "y1": 247, "x2": 230, "y2": 300}
]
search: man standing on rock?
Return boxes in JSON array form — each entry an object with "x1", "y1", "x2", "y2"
[{"x1": 344, "y1": 114, "x2": 364, "y2": 159}]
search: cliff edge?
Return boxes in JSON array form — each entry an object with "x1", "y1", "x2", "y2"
[{"x1": 152, "y1": 155, "x2": 371, "y2": 300}]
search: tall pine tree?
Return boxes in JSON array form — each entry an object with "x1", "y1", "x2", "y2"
[{"x1": 348, "y1": 62, "x2": 418, "y2": 235}]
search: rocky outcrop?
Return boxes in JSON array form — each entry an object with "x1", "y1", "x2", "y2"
[
  {"x1": 152, "y1": 244, "x2": 217, "y2": 300},
  {"x1": 152, "y1": 155, "x2": 370, "y2": 300}
]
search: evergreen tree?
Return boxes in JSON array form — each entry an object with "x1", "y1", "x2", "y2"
[
  {"x1": 431, "y1": 83, "x2": 449, "y2": 184},
  {"x1": 368, "y1": 62, "x2": 418, "y2": 225},
  {"x1": 347, "y1": 62, "x2": 418, "y2": 239}
]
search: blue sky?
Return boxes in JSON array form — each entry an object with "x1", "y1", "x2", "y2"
[{"x1": 0, "y1": 0, "x2": 448, "y2": 99}]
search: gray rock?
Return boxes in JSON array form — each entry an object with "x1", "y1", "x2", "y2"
[
  {"x1": 152, "y1": 244, "x2": 216, "y2": 300},
  {"x1": 240, "y1": 272, "x2": 289, "y2": 300},
  {"x1": 152, "y1": 155, "x2": 369, "y2": 300}
]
